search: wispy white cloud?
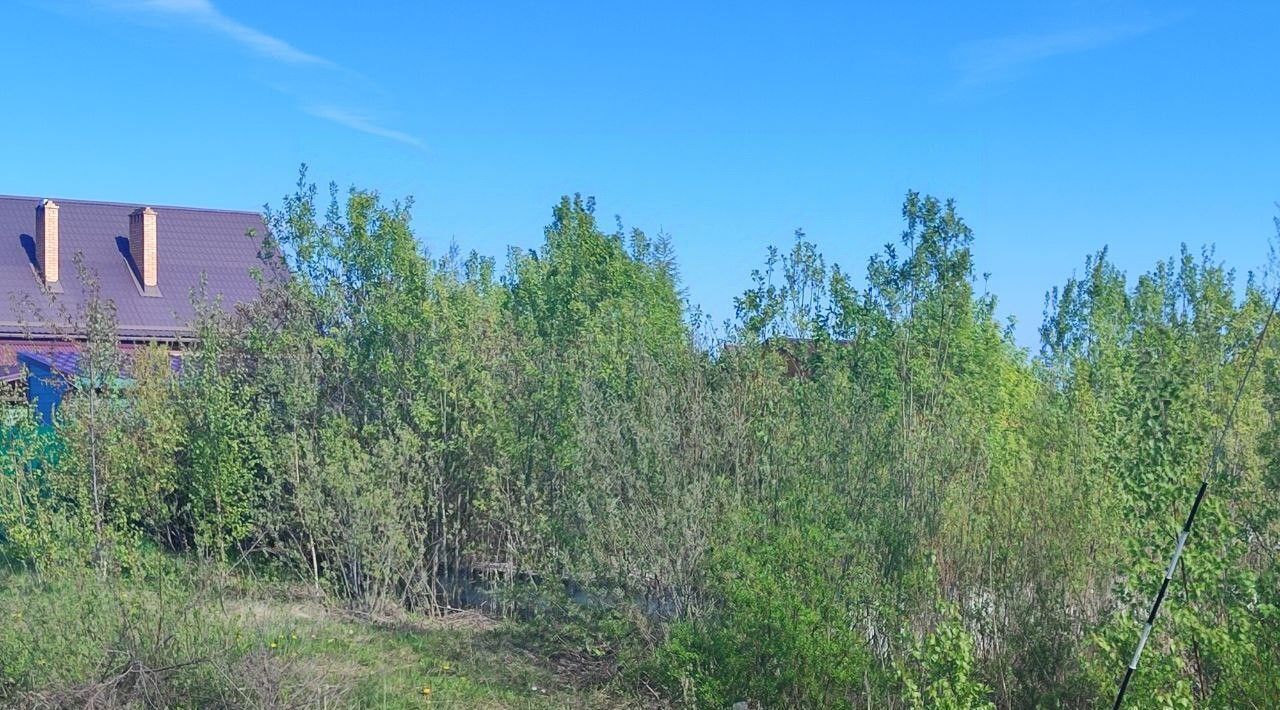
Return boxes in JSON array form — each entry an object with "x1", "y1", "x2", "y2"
[
  {"x1": 304, "y1": 105, "x2": 426, "y2": 152},
  {"x1": 102, "y1": 0, "x2": 330, "y2": 66},
  {"x1": 92, "y1": 1, "x2": 424, "y2": 150},
  {"x1": 954, "y1": 17, "x2": 1177, "y2": 90},
  {"x1": 92, "y1": 1, "x2": 425, "y2": 151}
]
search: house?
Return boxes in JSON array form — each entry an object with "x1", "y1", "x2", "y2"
[{"x1": 1, "y1": 195, "x2": 268, "y2": 424}]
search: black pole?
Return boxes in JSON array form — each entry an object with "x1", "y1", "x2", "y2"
[
  {"x1": 1111, "y1": 279, "x2": 1280, "y2": 708},
  {"x1": 1111, "y1": 482, "x2": 1203, "y2": 708}
]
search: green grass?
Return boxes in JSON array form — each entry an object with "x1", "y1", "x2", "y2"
[
  {"x1": 0, "y1": 555, "x2": 650, "y2": 709},
  {"x1": 225, "y1": 601, "x2": 635, "y2": 708}
]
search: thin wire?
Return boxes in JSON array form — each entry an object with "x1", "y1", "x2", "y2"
[{"x1": 1112, "y1": 281, "x2": 1280, "y2": 709}]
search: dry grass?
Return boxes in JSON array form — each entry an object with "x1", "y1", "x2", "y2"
[{"x1": 0, "y1": 567, "x2": 651, "y2": 710}]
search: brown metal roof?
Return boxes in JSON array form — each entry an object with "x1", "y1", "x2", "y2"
[{"x1": 0, "y1": 194, "x2": 270, "y2": 339}]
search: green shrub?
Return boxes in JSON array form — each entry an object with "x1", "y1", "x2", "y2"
[
  {"x1": 658, "y1": 513, "x2": 880, "y2": 708},
  {"x1": 895, "y1": 607, "x2": 993, "y2": 710}
]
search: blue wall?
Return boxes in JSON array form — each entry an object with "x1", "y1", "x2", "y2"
[{"x1": 19, "y1": 356, "x2": 67, "y2": 427}]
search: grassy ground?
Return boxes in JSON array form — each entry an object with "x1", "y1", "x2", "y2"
[
  {"x1": 0, "y1": 556, "x2": 654, "y2": 709},
  {"x1": 212, "y1": 596, "x2": 644, "y2": 709}
]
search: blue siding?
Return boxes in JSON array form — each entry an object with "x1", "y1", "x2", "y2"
[{"x1": 19, "y1": 355, "x2": 67, "y2": 427}]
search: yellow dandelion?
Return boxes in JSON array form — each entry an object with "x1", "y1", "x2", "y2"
[
  {"x1": 422, "y1": 686, "x2": 432, "y2": 696},
  {"x1": 269, "y1": 641, "x2": 278, "y2": 649}
]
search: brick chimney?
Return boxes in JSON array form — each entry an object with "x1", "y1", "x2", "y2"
[
  {"x1": 129, "y1": 206, "x2": 158, "y2": 291},
  {"x1": 35, "y1": 199, "x2": 59, "y2": 285}
]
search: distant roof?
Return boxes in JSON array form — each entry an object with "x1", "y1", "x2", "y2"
[
  {"x1": 0, "y1": 195, "x2": 270, "y2": 339},
  {"x1": 17, "y1": 349, "x2": 83, "y2": 376},
  {"x1": 17, "y1": 348, "x2": 180, "y2": 380},
  {"x1": 0, "y1": 340, "x2": 79, "y2": 380},
  {"x1": 0, "y1": 339, "x2": 180, "y2": 378}
]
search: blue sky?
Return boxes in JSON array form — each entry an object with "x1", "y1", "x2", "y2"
[{"x1": 3, "y1": 1, "x2": 1278, "y2": 348}]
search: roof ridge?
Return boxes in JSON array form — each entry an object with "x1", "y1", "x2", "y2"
[{"x1": 0, "y1": 193, "x2": 263, "y2": 217}]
